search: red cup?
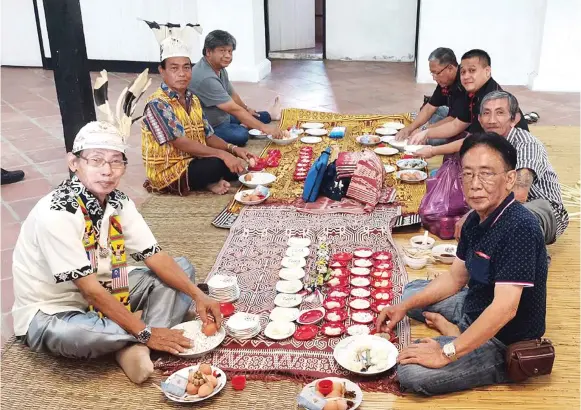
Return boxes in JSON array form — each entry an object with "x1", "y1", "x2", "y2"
[
  {"x1": 318, "y1": 379, "x2": 333, "y2": 396},
  {"x1": 232, "y1": 375, "x2": 246, "y2": 390}
]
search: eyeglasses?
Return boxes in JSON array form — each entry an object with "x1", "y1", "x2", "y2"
[
  {"x1": 79, "y1": 156, "x2": 127, "y2": 169},
  {"x1": 431, "y1": 64, "x2": 450, "y2": 77},
  {"x1": 460, "y1": 170, "x2": 507, "y2": 184}
]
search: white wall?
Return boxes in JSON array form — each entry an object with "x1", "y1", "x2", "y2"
[
  {"x1": 0, "y1": 0, "x2": 42, "y2": 66},
  {"x1": 268, "y1": 0, "x2": 315, "y2": 52},
  {"x1": 531, "y1": 0, "x2": 581, "y2": 91},
  {"x1": 326, "y1": 0, "x2": 417, "y2": 61}
]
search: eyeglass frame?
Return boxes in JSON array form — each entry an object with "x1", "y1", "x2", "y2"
[
  {"x1": 431, "y1": 64, "x2": 451, "y2": 78},
  {"x1": 76, "y1": 154, "x2": 128, "y2": 170},
  {"x1": 460, "y1": 170, "x2": 509, "y2": 185}
]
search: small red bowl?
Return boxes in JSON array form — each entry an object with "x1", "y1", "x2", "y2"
[
  {"x1": 371, "y1": 269, "x2": 392, "y2": 279},
  {"x1": 294, "y1": 324, "x2": 319, "y2": 341},
  {"x1": 327, "y1": 276, "x2": 349, "y2": 288},
  {"x1": 323, "y1": 297, "x2": 346, "y2": 310},
  {"x1": 232, "y1": 375, "x2": 247, "y2": 390},
  {"x1": 350, "y1": 287, "x2": 371, "y2": 298},
  {"x1": 353, "y1": 248, "x2": 373, "y2": 259},
  {"x1": 371, "y1": 279, "x2": 393, "y2": 289},
  {"x1": 321, "y1": 322, "x2": 346, "y2": 337},
  {"x1": 371, "y1": 251, "x2": 393, "y2": 261},
  {"x1": 350, "y1": 310, "x2": 375, "y2": 324},
  {"x1": 373, "y1": 260, "x2": 394, "y2": 270},
  {"x1": 331, "y1": 252, "x2": 353, "y2": 262},
  {"x1": 329, "y1": 268, "x2": 349, "y2": 278},
  {"x1": 219, "y1": 302, "x2": 235, "y2": 317},
  {"x1": 350, "y1": 267, "x2": 371, "y2": 276},
  {"x1": 353, "y1": 259, "x2": 373, "y2": 268},
  {"x1": 371, "y1": 288, "x2": 393, "y2": 302},
  {"x1": 328, "y1": 287, "x2": 350, "y2": 298},
  {"x1": 349, "y1": 298, "x2": 371, "y2": 310},
  {"x1": 371, "y1": 300, "x2": 391, "y2": 313},
  {"x1": 294, "y1": 176, "x2": 307, "y2": 182},
  {"x1": 297, "y1": 308, "x2": 325, "y2": 325},
  {"x1": 324, "y1": 308, "x2": 348, "y2": 322},
  {"x1": 350, "y1": 276, "x2": 371, "y2": 288}
]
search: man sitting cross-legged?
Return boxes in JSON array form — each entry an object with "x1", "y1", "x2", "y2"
[
  {"x1": 416, "y1": 90, "x2": 568, "y2": 244},
  {"x1": 12, "y1": 113, "x2": 222, "y2": 384},
  {"x1": 189, "y1": 30, "x2": 283, "y2": 146},
  {"x1": 142, "y1": 23, "x2": 258, "y2": 195},
  {"x1": 376, "y1": 132, "x2": 548, "y2": 395}
]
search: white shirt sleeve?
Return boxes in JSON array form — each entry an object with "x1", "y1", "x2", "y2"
[
  {"x1": 119, "y1": 198, "x2": 162, "y2": 261},
  {"x1": 36, "y1": 210, "x2": 95, "y2": 283}
]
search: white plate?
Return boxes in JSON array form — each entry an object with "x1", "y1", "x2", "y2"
[
  {"x1": 383, "y1": 122, "x2": 405, "y2": 130},
  {"x1": 264, "y1": 321, "x2": 296, "y2": 340},
  {"x1": 161, "y1": 364, "x2": 227, "y2": 403},
  {"x1": 226, "y1": 312, "x2": 261, "y2": 331},
  {"x1": 404, "y1": 145, "x2": 428, "y2": 153},
  {"x1": 269, "y1": 307, "x2": 300, "y2": 322},
  {"x1": 249, "y1": 129, "x2": 266, "y2": 136},
  {"x1": 384, "y1": 165, "x2": 396, "y2": 173},
  {"x1": 300, "y1": 377, "x2": 363, "y2": 409},
  {"x1": 288, "y1": 237, "x2": 311, "y2": 248},
  {"x1": 333, "y1": 335, "x2": 399, "y2": 375},
  {"x1": 276, "y1": 279, "x2": 304, "y2": 294},
  {"x1": 279, "y1": 267, "x2": 306, "y2": 280},
  {"x1": 238, "y1": 172, "x2": 277, "y2": 188},
  {"x1": 375, "y1": 128, "x2": 397, "y2": 136},
  {"x1": 432, "y1": 244, "x2": 457, "y2": 264},
  {"x1": 374, "y1": 147, "x2": 399, "y2": 156},
  {"x1": 207, "y1": 274, "x2": 238, "y2": 289},
  {"x1": 234, "y1": 189, "x2": 270, "y2": 205},
  {"x1": 290, "y1": 128, "x2": 305, "y2": 135},
  {"x1": 380, "y1": 135, "x2": 396, "y2": 143},
  {"x1": 396, "y1": 170, "x2": 428, "y2": 183},
  {"x1": 274, "y1": 293, "x2": 303, "y2": 307},
  {"x1": 285, "y1": 247, "x2": 310, "y2": 258},
  {"x1": 301, "y1": 136, "x2": 323, "y2": 144},
  {"x1": 301, "y1": 122, "x2": 325, "y2": 129},
  {"x1": 281, "y1": 256, "x2": 307, "y2": 268},
  {"x1": 356, "y1": 135, "x2": 381, "y2": 146},
  {"x1": 171, "y1": 320, "x2": 226, "y2": 358},
  {"x1": 305, "y1": 128, "x2": 328, "y2": 136},
  {"x1": 396, "y1": 159, "x2": 428, "y2": 170}
]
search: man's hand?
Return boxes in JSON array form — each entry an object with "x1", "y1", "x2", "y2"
[
  {"x1": 375, "y1": 303, "x2": 408, "y2": 333},
  {"x1": 265, "y1": 125, "x2": 284, "y2": 139},
  {"x1": 454, "y1": 212, "x2": 470, "y2": 241},
  {"x1": 194, "y1": 292, "x2": 223, "y2": 328},
  {"x1": 413, "y1": 146, "x2": 435, "y2": 159},
  {"x1": 395, "y1": 126, "x2": 413, "y2": 141},
  {"x1": 221, "y1": 153, "x2": 246, "y2": 174},
  {"x1": 246, "y1": 107, "x2": 260, "y2": 118},
  {"x1": 409, "y1": 129, "x2": 429, "y2": 145},
  {"x1": 233, "y1": 147, "x2": 258, "y2": 164},
  {"x1": 397, "y1": 338, "x2": 451, "y2": 369},
  {"x1": 146, "y1": 327, "x2": 193, "y2": 355}
]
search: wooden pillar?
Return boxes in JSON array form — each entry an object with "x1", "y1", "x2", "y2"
[{"x1": 43, "y1": 0, "x2": 96, "y2": 152}]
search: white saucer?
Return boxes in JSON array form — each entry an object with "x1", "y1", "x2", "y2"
[
  {"x1": 288, "y1": 237, "x2": 311, "y2": 248},
  {"x1": 269, "y1": 307, "x2": 300, "y2": 322},
  {"x1": 274, "y1": 293, "x2": 303, "y2": 307},
  {"x1": 276, "y1": 279, "x2": 304, "y2": 294},
  {"x1": 376, "y1": 128, "x2": 397, "y2": 136},
  {"x1": 301, "y1": 136, "x2": 323, "y2": 144},
  {"x1": 301, "y1": 122, "x2": 324, "y2": 129},
  {"x1": 384, "y1": 165, "x2": 396, "y2": 173},
  {"x1": 285, "y1": 247, "x2": 309, "y2": 258},
  {"x1": 305, "y1": 128, "x2": 328, "y2": 136},
  {"x1": 264, "y1": 321, "x2": 296, "y2": 340},
  {"x1": 383, "y1": 122, "x2": 405, "y2": 130},
  {"x1": 281, "y1": 256, "x2": 307, "y2": 268},
  {"x1": 374, "y1": 147, "x2": 399, "y2": 156},
  {"x1": 279, "y1": 267, "x2": 306, "y2": 281}
]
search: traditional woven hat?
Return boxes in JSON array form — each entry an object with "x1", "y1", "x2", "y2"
[
  {"x1": 72, "y1": 69, "x2": 152, "y2": 154},
  {"x1": 142, "y1": 20, "x2": 203, "y2": 61}
]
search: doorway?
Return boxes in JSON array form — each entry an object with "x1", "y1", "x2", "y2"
[{"x1": 265, "y1": 0, "x2": 325, "y2": 60}]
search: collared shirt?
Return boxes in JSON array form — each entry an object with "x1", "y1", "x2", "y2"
[
  {"x1": 11, "y1": 177, "x2": 161, "y2": 336},
  {"x1": 142, "y1": 82, "x2": 214, "y2": 146},
  {"x1": 455, "y1": 77, "x2": 529, "y2": 133},
  {"x1": 428, "y1": 69, "x2": 465, "y2": 118},
  {"x1": 189, "y1": 57, "x2": 234, "y2": 127},
  {"x1": 507, "y1": 127, "x2": 569, "y2": 236},
  {"x1": 457, "y1": 193, "x2": 547, "y2": 345}
]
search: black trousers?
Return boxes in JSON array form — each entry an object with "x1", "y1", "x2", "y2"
[{"x1": 187, "y1": 157, "x2": 238, "y2": 190}]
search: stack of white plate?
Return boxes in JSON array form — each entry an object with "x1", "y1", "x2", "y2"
[
  {"x1": 225, "y1": 312, "x2": 261, "y2": 339},
  {"x1": 207, "y1": 274, "x2": 240, "y2": 302}
]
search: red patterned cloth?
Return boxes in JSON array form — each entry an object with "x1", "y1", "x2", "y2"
[
  {"x1": 345, "y1": 151, "x2": 386, "y2": 211},
  {"x1": 155, "y1": 207, "x2": 409, "y2": 394}
]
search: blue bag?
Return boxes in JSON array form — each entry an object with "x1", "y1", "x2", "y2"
[{"x1": 302, "y1": 147, "x2": 331, "y2": 202}]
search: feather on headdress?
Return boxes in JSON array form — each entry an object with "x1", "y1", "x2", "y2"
[{"x1": 141, "y1": 20, "x2": 202, "y2": 61}]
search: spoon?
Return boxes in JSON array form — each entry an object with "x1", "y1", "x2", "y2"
[{"x1": 422, "y1": 230, "x2": 429, "y2": 245}]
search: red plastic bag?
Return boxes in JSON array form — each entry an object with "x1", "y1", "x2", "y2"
[{"x1": 419, "y1": 157, "x2": 469, "y2": 239}]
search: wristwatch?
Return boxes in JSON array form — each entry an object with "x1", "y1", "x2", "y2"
[
  {"x1": 136, "y1": 325, "x2": 152, "y2": 344},
  {"x1": 442, "y1": 342, "x2": 457, "y2": 361}
]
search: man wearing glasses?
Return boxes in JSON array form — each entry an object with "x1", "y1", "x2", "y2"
[{"x1": 396, "y1": 47, "x2": 464, "y2": 144}]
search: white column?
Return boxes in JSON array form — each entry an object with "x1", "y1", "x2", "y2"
[{"x1": 197, "y1": 0, "x2": 271, "y2": 82}]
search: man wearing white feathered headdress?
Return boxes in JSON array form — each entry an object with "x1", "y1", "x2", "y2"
[
  {"x1": 141, "y1": 21, "x2": 259, "y2": 195},
  {"x1": 189, "y1": 30, "x2": 283, "y2": 146},
  {"x1": 11, "y1": 70, "x2": 222, "y2": 384}
]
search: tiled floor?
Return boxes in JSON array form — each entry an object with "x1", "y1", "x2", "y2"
[{"x1": 1, "y1": 60, "x2": 579, "y2": 344}]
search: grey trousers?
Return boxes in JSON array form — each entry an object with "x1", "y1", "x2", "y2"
[
  {"x1": 397, "y1": 279, "x2": 509, "y2": 396},
  {"x1": 524, "y1": 199, "x2": 558, "y2": 245},
  {"x1": 24, "y1": 257, "x2": 196, "y2": 359},
  {"x1": 427, "y1": 106, "x2": 451, "y2": 146}
]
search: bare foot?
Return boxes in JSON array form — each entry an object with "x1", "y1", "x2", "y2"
[
  {"x1": 423, "y1": 312, "x2": 461, "y2": 337},
  {"x1": 269, "y1": 95, "x2": 281, "y2": 121},
  {"x1": 207, "y1": 180, "x2": 230, "y2": 195},
  {"x1": 116, "y1": 344, "x2": 154, "y2": 384}
]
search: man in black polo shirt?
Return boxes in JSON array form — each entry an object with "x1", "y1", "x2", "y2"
[
  {"x1": 408, "y1": 49, "x2": 528, "y2": 146},
  {"x1": 376, "y1": 133, "x2": 548, "y2": 395},
  {"x1": 396, "y1": 47, "x2": 464, "y2": 145}
]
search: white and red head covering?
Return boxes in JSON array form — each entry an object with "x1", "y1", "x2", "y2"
[{"x1": 142, "y1": 20, "x2": 203, "y2": 62}]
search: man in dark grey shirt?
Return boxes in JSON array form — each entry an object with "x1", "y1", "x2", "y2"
[{"x1": 189, "y1": 30, "x2": 282, "y2": 146}]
